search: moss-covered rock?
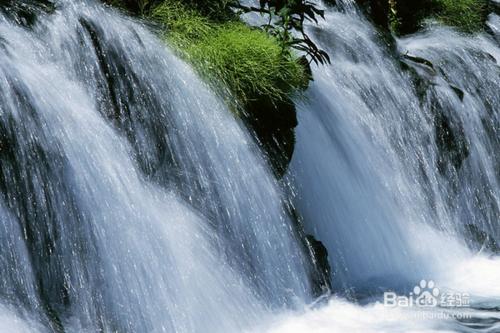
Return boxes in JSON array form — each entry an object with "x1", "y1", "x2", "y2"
[
  {"x1": 432, "y1": 0, "x2": 489, "y2": 33},
  {"x1": 357, "y1": 0, "x2": 489, "y2": 34},
  {"x1": 103, "y1": 1, "x2": 309, "y2": 176},
  {"x1": 151, "y1": 1, "x2": 308, "y2": 109},
  {"x1": 150, "y1": 1, "x2": 309, "y2": 176}
]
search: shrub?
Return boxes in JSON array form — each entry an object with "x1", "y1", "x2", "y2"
[
  {"x1": 232, "y1": 0, "x2": 330, "y2": 65},
  {"x1": 151, "y1": 1, "x2": 308, "y2": 109}
]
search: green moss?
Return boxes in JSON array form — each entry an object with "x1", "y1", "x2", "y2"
[
  {"x1": 388, "y1": 0, "x2": 400, "y2": 33},
  {"x1": 151, "y1": 1, "x2": 308, "y2": 110},
  {"x1": 390, "y1": 0, "x2": 488, "y2": 34},
  {"x1": 433, "y1": 0, "x2": 487, "y2": 33}
]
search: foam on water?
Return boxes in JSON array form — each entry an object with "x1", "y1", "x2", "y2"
[
  {"x1": 260, "y1": 254, "x2": 500, "y2": 333},
  {"x1": 0, "y1": 304, "x2": 44, "y2": 333}
]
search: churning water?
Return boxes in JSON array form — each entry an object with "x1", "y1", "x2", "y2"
[{"x1": 0, "y1": 0, "x2": 499, "y2": 332}]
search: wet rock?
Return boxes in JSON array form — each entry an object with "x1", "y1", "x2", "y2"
[
  {"x1": 399, "y1": 52, "x2": 470, "y2": 173},
  {"x1": 465, "y1": 224, "x2": 500, "y2": 254},
  {"x1": 401, "y1": 54, "x2": 436, "y2": 71},
  {"x1": 449, "y1": 85, "x2": 465, "y2": 101},
  {"x1": 243, "y1": 96, "x2": 298, "y2": 178},
  {"x1": 305, "y1": 235, "x2": 332, "y2": 296},
  {"x1": 355, "y1": 0, "x2": 391, "y2": 28},
  {"x1": 323, "y1": 0, "x2": 337, "y2": 6},
  {"x1": 434, "y1": 110, "x2": 470, "y2": 172},
  {"x1": 399, "y1": 53, "x2": 438, "y2": 101},
  {"x1": 490, "y1": 0, "x2": 500, "y2": 14},
  {"x1": 355, "y1": 0, "x2": 433, "y2": 33},
  {"x1": 287, "y1": 205, "x2": 331, "y2": 297},
  {"x1": 393, "y1": 0, "x2": 435, "y2": 34}
]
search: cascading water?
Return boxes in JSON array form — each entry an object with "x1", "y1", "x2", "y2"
[
  {"x1": 278, "y1": 0, "x2": 500, "y2": 331},
  {"x1": 290, "y1": 0, "x2": 499, "y2": 291},
  {"x1": 1, "y1": 0, "x2": 499, "y2": 332},
  {"x1": 0, "y1": 0, "x2": 317, "y2": 331}
]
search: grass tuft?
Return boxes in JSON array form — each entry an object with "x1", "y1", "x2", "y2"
[
  {"x1": 151, "y1": 1, "x2": 308, "y2": 110},
  {"x1": 433, "y1": 0, "x2": 487, "y2": 33}
]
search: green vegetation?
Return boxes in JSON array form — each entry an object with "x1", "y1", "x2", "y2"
[
  {"x1": 433, "y1": 0, "x2": 488, "y2": 33},
  {"x1": 233, "y1": 0, "x2": 330, "y2": 65},
  {"x1": 359, "y1": 0, "x2": 489, "y2": 34},
  {"x1": 395, "y1": 0, "x2": 488, "y2": 33},
  {"x1": 103, "y1": 0, "x2": 319, "y2": 111},
  {"x1": 151, "y1": 1, "x2": 308, "y2": 110},
  {"x1": 150, "y1": 1, "x2": 309, "y2": 176},
  {"x1": 388, "y1": 0, "x2": 400, "y2": 32},
  {"x1": 103, "y1": 0, "x2": 324, "y2": 175}
]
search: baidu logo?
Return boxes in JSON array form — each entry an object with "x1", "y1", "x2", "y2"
[
  {"x1": 413, "y1": 280, "x2": 440, "y2": 307},
  {"x1": 383, "y1": 280, "x2": 470, "y2": 308}
]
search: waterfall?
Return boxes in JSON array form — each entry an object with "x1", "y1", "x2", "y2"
[
  {"x1": 1, "y1": 0, "x2": 499, "y2": 332},
  {"x1": 0, "y1": 0, "x2": 314, "y2": 331},
  {"x1": 289, "y1": 1, "x2": 500, "y2": 294},
  {"x1": 261, "y1": 2, "x2": 500, "y2": 331}
]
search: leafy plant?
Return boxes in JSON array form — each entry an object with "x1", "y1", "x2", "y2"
[
  {"x1": 104, "y1": 0, "x2": 330, "y2": 64},
  {"x1": 151, "y1": 1, "x2": 308, "y2": 108},
  {"x1": 232, "y1": 0, "x2": 331, "y2": 65}
]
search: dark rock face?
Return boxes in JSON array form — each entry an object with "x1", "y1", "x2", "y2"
[
  {"x1": 286, "y1": 204, "x2": 331, "y2": 297},
  {"x1": 434, "y1": 110, "x2": 469, "y2": 173},
  {"x1": 78, "y1": 17, "x2": 181, "y2": 185},
  {"x1": 393, "y1": 0, "x2": 436, "y2": 34},
  {"x1": 243, "y1": 97, "x2": 298, "y2": 178},
  {"x1": 355, "y1": 0, "x2": 391, "y2": 28},
  {"x1": 491, "y1": 0, "x2": 500, "y2": 14},
  {"x1": 305, "y1": 235, "x2": 332, "y2": 296},
  {"x1": 240, "y1": 57, "x2": 312, "y2": 178},
  {"x1": 355, "y1": 0, "x2": 434, "y2": 34}
]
